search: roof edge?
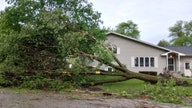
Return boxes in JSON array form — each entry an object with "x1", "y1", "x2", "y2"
[{"x1": 106, "y1": 32, "x2": 172, "y2": 51}]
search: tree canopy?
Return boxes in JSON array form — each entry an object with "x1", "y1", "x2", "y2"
[
  {"x1": 0, "y1": 0, "x2": 106, "y2": 67},
  {"x1": 169, "y1": 20, "x2": 192, "y2": 46},
  {"x1": 114, "y1": 20, "x2": 140, "y2": 39},
  {"x1": 0, "y1": 0, "x2": 110, "y2": 87},
  {"x1": 157, "y1": 40, "x2": 170, "y2": 47}
]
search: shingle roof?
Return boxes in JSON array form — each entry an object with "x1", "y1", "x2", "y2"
[{"x1": 163, "y1": 46, "x2": 192, "y2": 55}]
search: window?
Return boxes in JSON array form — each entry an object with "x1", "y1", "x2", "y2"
[
  {"x1": 135, "y1": 57, "x2": 139, "y2": 67},
  {"x1": 140, "y1": 57, "x2": 144, "y2": 67},
  {"x1": 185, "y1": 63, "x2": 190, "y2": 69},
  {"x1": 109, "y1": 45, "x2": 120, "y2": 54},
  {"x1": 145, "y1": 57, "x2": 149, "y2": 67},
  {"x1": 112, "y1": 47, "x2": 117, "y2": 54},
  {"x1": 132, "y1": 57, "x2": 157, "y2": 68},
  {"x1": 150, "y1": 57, "x2": 154, "y2": 67}
]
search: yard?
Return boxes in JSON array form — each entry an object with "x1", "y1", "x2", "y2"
[
  {"x1": 0, "y1": 75, "x2": 192, "y2": 107},
  {"x1": 97, "y1": 79, "x2": 145, "y2": 93},
  {"x1": 96, "y1": 78, "x2": 192, "y2": 105}
]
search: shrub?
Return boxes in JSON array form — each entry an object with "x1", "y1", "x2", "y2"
[{"x1": 141, "y1": 78, "x2": 189, "y2": 104}]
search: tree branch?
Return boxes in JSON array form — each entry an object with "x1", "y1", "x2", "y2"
[
  {"x1": 79, "y1": 30, "x2": 125, "y2": 67},
  {"x1": 79, "y1": 51, "x2": 131, "y2": 74},
  {"x1": 85, "y1": 77, "x2": 130, "y2": 86}
]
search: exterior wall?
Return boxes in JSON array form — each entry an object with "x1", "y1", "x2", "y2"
[
  {"x1": 180, "y1": 56, "x2": 192, "y2": 75},
  {"x1": 106, "y1": 34, "x2": 167, "y2": 74}
]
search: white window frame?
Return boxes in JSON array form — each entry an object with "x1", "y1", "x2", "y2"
[
  {"x1": 131, "y1": 56, "x2": 158, "y2": 68},
  {"x1": 109, "y1": 45, "x2": 120, "y2": 55},
  {"x1": 185, "y1": 62, "x2": 191, "y2": 70}
]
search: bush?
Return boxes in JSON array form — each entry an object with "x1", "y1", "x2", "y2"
[{"x1": 141, "y1": 78, "x2": 190, "y2": 104}]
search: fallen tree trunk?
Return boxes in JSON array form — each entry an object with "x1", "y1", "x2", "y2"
[
  {"x1": 71, "y1": 32, "x2": 192, "y2": 86},
  {"x1": 85, "y1": 77, "x2": 128, "y2": 86},
  {"x1": 79, "y1": 51, "x2": 158, "y2": 85}
]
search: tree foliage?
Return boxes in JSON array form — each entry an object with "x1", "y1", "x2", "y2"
[
  {"x1": 169, "y1": 20, "x2": 192, "y2": 46},
  {"x1": 0, "y1": 0, "x2": 108, "y2": 87},
  {"x1": 114, "y1": 20, "x2": 140, "y2": 39},
  {"x1": 1, "y1": 1, "x2": 190, "y2": 89},
  {"x1": 157, "y1": 39, "x2": 170, "y2": 47}
]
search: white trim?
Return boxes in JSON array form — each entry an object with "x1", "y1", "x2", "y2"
[
  {"x1": 184, "y1": 62, "x2": 192, "y2": 77},
  {"x1": 166, "y1": 54, "x2": 168, "y2": 71},
  {"x1": 178, "y1": 55, "x2": 181, "y2": 72},
  {"x1": 155, "y1": 57, "x2": 158, "y2": 68},
  {"x1": 131, "y1": 57, "x2": 135, "y2": 67},
  {"x1": 117, "y1": 47, "x2": 120, "y2": 54},
  {"x1": 184, "y1": 62, "x2": 191, "y2": 70},
  {"x1": 131, "y1": 56, "x2": 158, "y2": 68},
  {"x1": 161, "y1": 51, "x2": 185, "y2": 56}
]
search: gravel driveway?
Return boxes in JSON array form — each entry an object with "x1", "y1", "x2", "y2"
[{"x1": 0, "y1": 88, "x2": 190, "y2": 108}]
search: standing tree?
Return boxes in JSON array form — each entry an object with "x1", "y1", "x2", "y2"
[
  {"x1": 157, "y1": 39, "x2": 170, "y2": 46},
  {"x1": 114, "y1": 20, "x2": 140, "y2": 39},
  {"x1": 169, "y1": 20, "x2": 192, "y2": 46}
]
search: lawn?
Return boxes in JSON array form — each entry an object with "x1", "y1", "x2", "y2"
[
  {"x1": 96, "y1": 78, "x2": 192, "y2": 105},
  {"x1": 96, "y1": 79, "x2": 146, "y2": 93},
  {"x1": 96, "y1": 77, "x2": 192, "y2": 93}
]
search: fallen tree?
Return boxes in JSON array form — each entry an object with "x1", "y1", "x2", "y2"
[
  {"x1": 0, "y1": 0, "x2": 191, "y2": 89},
  {"x1": 72, "y1": 32, "x2": 191, "y2": 86},
  {"x1": 79, "y1": 51, "x2": 158, "y2": 85}
]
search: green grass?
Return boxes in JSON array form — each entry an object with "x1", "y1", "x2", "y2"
[
  {"x1": 96, "y1": 77, "x2": 192, "y2": 93},
  {"x1": 96, "y1": 78, "x2": 192, "y2": 105},
  {"x1": 96, "y1": 79, "x2": 146, "y2": 93}
]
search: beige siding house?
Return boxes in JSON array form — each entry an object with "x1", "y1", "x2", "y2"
[{"x1": 101, "y1": 32, "x2": 192, "y2": 76}]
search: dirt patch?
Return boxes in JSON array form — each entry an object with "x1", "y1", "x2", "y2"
[{"x1": 0, "y1": 88, "x2": 190, "y2": 108}]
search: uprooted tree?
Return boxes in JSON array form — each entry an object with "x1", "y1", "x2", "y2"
[{"x1": 0, "y1": 0, "x2": 189, "y2": 89}]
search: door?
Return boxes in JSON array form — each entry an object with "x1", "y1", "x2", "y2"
[{"x1": 168, "y1": 58, "x2": 174, "y2": 71}]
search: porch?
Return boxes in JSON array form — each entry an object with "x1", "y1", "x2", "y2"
[{"x1": 162, "y1": 51, "x2": 192, "y2": 77}]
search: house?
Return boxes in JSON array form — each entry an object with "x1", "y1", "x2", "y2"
[{"x1": 101, "y1": 32, "x2": 192, "y2": 77}]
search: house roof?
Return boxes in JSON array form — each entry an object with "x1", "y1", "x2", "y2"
[
  {"x1": 106, "y1": 32, "x2": 190, "y2": 56},
  {"x1": 163, "y1": 46, "x2": 192, "y2": 55},
  {"x1": 106, "y1": 32, "x2": 170, "y2": 51}
]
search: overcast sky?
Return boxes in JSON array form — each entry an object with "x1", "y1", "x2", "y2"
[
  {"x1": 89, "y1": 0, "x2": 192, "y2": 44},
  {"x1": 0, "y1": 0, "x2": 192, "y2": 44}
]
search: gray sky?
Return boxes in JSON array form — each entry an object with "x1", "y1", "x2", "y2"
[
  {"x1": 89, "y1": 0, "x2": 192, "y2": 44},
  {"x1": 0, "y1": 0, "x2": 192, "y2": 44}
]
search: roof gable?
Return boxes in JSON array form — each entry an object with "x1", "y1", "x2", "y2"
[
  {"x1": 106, "y1": 32, "x2": 192, "y2": 55},
  {"x1": 106, "y1": 32, "x2": 170, "y2": 52}
]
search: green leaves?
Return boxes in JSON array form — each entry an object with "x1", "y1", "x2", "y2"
[
  {"x1": 0, "y1": 0, "x2": 107, "y2": 89},
  {"x1": 172, "y1": 36, "x2": 192, "y2": 46},
  {"x1": 157, "y1": 39, "x2": 170, "y2": 46},
  {"x1": 114, "y1": 20, "x2": 140, "y2": 39},
  {"x1": 142, "y1": 78, "x2": 191, "y2": 104},
  {"x1": 169, "y1": 20, "x2": 192, "y2": 46}
]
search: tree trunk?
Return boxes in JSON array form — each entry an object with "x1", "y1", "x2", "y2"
[
  {"x1": 79, "y1": 51, "x2": 158, "y2": 85},
  {"x1": 87, "y1": 77, "x2": 128, "y2": 86},
  {"x1": 77, "y1": 31, "x2": 191, "y2": 86}
]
